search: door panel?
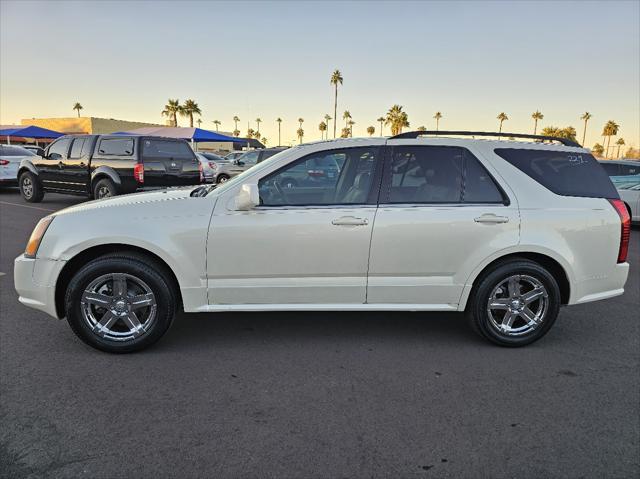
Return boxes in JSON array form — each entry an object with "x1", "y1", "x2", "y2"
[
  {"x1": 207, "y1": 206, "x2": 376, "y2": 304},
  {"x1": 39, "y1": 137, "x2": 73, "y2": 190},
  {"x1": 367, "y1": 204, "x2": 519, "y2": 305},
  {"x1": 63, "y1": 137, "x2": 91, "y2": 192}
]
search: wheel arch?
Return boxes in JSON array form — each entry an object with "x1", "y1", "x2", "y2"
[
  {"x1": 55, "y1": 244, "x2": 182, "y2": 319},
  {"x1": 90, "y1": 167, "x2": 121, "y2": 195},
  {"x1": 17, "y1": 159, "x2": 39, "y2": 178},
  {"x1": 460, "y1": 251, "x2": 571, "y2": 310}
]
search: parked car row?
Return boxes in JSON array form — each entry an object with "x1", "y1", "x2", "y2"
[
  {"x1": 599, "y1": 159, "x2": 640, "y2": 222},
  {"x1": 0, "y1": 145, "x2": 35, "y2": 186},
  {"x1": 197, "y1": 147, "x2": 287, "y2": 184}
]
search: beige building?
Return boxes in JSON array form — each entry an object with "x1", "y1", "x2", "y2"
[{"x1": 20, "y1": 117, "x2": 163, "y2": 135}]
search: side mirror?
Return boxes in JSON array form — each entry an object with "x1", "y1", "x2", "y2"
[{"x1": 234, "y1": 183, "x2": 259, "y2": 210}]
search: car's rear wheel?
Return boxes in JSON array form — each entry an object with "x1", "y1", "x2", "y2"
[
  {"x1": 216, "y1": 174, "x2": 230, "y2": 183},
  {"x1": 466, "y1": 259, "x2": 560, "y2": 347},
  {"x1": 19, "y1": 171, "x2": 44, "y2": 203},
  {"x1": 93, "y1": 178, "x2": 117, "y2": 199},
  {"x1": 65, "y1": 254, "x2": 176, "y2": 353}
]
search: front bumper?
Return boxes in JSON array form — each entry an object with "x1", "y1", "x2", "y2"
[{"x1": 14, "y1": 254, "x2": 67, "y2": 318}]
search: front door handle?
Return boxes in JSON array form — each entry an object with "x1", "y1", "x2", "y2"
[
  {"x1": 332, "y1": 216, "x2": 369, "y2": 226},
  {"x1": 474, "y1": 214, "x2": 509, "y2": 224}
]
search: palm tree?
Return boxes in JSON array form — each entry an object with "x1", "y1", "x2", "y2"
[
  {"x1": 330, "y1": 69, "x2": 343, "y2": 138},
  {"x1": 255, "y1": 118, "x2": 262, "y2": 134},
  {"x1": 417, "y1": 126, "x2": 427, "y2": 132},
  {"x1": 433, "y1": 111, "x2": 443, "y2": 133},
  {"x1": 324, "y1": 114, "x2": 332, "y2": 138},
  {"x1": 343, "y1": 110, "x2": 351, "y2": 129},
  {"x1": 212, "y1": 120, "x2": 221, "y2": 131},
  {"x1": 253, "y1": 130, "x2": 261, "y2": 141},
  {"x1": 297, "y1": 127, "x2": 304, "y2": 144},
  {"x1": 319, "y1": 121, "x2": 327, "y2": 139},
  {"x1": 347, "y1": 120, "x2": 355, "y2": 137},
  {"x1": 73, "y1": 102, "x2": 83, "y2": 118},
  {"x1": 180, "y1": 99, "x2": 201, "y2": 127},
  {"x1": 592, "y1": 143, "x2": 605, "y2": 157},
  {"x1": 541, "y1": 126, "x2": 577, "y2": 142},
  {"x1": 497, "y1": 112, "x2": 509, "y2": 137},
  {"x1": 233, "y1": 116, "x2": 240, "y2": 132},
  {"x1": 377, "y1": 116, "x2": 385, "y2": 136},
  {"x1": 602, "y1": 120, "x2": 620, "y2": 158},
  {"x1": 366, "y1": 126, "x2": 375, "y2": 136},
  {"x1": 196, "y1": 119, "x2": 202, "y2": 128},
  {"x1": 162, "y1": 99, "x2": 181, "y2": 127},
  {"x1": 385, "y1": 105, "x2": 410, "y2": 135},
  {"x1": 276, "y1": 118, "x2": 282, "y2": 146},
  {"x1": 262, "y1": 137, "x2": 268, "y2": 146},
  {"x1": 616, "y1": 138, "x2": 625, "y2": 158},
  {"x1": 580, "y1": 112, "x2": 592, "y2": 146},
  {"x1": 531, "y1": 110, "x2": 544, "y2": 135},
  {"x1": 340, "y1": 127, "x2": 351, "y2": 138},
  {"x1": 298, "y1": 118, "x2": 304, "y2": 129},
  {"x1": 246, "y1": 128, "x2": 255, "y2": 139},
  {"x1": 233, "y1": 129, "x2": 240, "y2": 137}
]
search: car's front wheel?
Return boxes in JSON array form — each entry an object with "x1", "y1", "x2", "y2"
[
  {"x1": 19, "y1": 171, "x2": 44, "y2": 203},
  {"x1": 466, "y1": 259, "x2": 561, "y2": 347},
  {"x1": 65, "y1": 253, "x2": 177, "y2": 353}
]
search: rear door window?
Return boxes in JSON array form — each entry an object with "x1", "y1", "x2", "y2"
[
  {"x1": 463, "y1": 151, "x2": 505, "y2": 203},
  {"x1": 98, "y1": 138, "x2": 134, "y2": 156},
  {"x1": 495, "y1": 148, "x2": 618, "y2": 198},
  {"x1": 141, "y1": 139, "x2": 194, "y2": 160},
  {"x1": 69, "y1": 138, "x2": 86, "y2": 158}
]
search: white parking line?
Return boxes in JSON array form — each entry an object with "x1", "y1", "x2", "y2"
[{"x1": 0, "y1": 201, "x2": 56, "y2": 212}]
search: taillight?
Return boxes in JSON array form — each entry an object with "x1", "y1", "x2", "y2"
[
  {"x1": 307, "y1": 169, "x2": 325, "y2": 177},
  {"x1": 208, "y1": 162, "x2": 217, "y2": 171},
  {"x1": 609, "y1": 199, "x2": 631, "y2": 263},
  {"x1": 198, "y1": 162, "x2": 204, "y2": 183},
  {"x1": 0, "y1": 160, "x2": 9, "y2": 166},
  {"x1": 134, "y1": 163, "x2": 144, "y2": 184}
]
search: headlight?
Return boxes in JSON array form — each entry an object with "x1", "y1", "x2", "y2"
[{"x1": 25, "y1": 216, "x2": 54, "y2": 258}]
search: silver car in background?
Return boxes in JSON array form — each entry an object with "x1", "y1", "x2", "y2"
[
  {"x1": 0, "y1": 145, "x2": 35, "y2": 186},
  {"x1": 195, "y1": 152, "x2": 228, "y2": 183}
]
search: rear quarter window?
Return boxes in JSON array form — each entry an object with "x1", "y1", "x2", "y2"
[
  {"x1": 98, "y1": 138, "x2": 134, "y2": 156},
  {"x1": 495, "y1": 148, "x2": 619, "y2": 199}
]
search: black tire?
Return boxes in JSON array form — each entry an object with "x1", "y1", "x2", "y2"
[
  {"x1": 466, "y1": 259, "x2": 561, "y2": 347},
  {"x1": 19, "y1": 171, "x2": 44, "y2": 203},
  {"x1": 216, "y1": 174, "x2": 230, "y2": 184},
  {"x1": 93, "y1": 178, "x2": 117, "y2": 199},
  {"x1": 65, "y1": 253, "x2": 177, "y2": 353}
]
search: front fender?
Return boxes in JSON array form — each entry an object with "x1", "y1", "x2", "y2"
[{"x1": 18, "y1": 159, "x2": 39, "y2": 177}]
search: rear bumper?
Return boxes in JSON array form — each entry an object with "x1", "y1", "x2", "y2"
[
  {"x1": 14, "y1": 255, "x2": 66, "y2": 319},
  {"x1": 570, "y1": 262, "x2": 630, "y2": 305}
]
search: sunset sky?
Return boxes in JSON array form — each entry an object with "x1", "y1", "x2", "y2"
[{"x1": 1, "y1": 0, "x2": 639, "y2": 149}]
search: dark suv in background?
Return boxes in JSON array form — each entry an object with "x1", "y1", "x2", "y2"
[{"x1": 18, "y1": 135, "x2": 202, "y2": 202}]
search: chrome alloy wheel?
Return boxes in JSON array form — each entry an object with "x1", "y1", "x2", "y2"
[
  {"x1": 22, "y1": 177, "x2": 33, "y2": 198},
  {"x1": 486, "y1": 274, "x2": 549, "y2": 337},
  {"x1": 97, "y1": 186, "x2": 112, "y2": 198},
  {"x1": 81, "y1": 273, "x2": 157, "y2": 342}
]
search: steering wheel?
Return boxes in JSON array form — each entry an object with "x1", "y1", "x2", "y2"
[{"x1": 273, "y1": 179, "x2": 291, "y2": 204}]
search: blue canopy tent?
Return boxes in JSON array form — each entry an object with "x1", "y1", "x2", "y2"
[
  {"x1": 110, "y1": 126, "x2": 244, "y2": 144},
  {"x1": 0, "y1": 125, "x2": 64, "y2": 145}
]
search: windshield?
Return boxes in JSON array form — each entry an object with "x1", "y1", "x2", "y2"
[{"x1": 209, "y1": 147, "x2": 300, "y2": 195}]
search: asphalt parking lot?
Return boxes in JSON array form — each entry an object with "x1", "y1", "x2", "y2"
[{"x1": 0, "y1": 188, "x2": 638, "y2": 479}]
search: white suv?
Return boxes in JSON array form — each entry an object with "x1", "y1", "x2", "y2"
[{"x1": 14, "y1": 132, "x2": 631, "y2": 353}]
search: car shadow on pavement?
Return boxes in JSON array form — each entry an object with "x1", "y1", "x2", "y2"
[{"x1": 161, "y1": 310, "x2": 480, "y2": 351}]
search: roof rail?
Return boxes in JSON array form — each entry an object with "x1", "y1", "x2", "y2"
[{"x1": 389, "y1": 130, "x2": 582, "y2": 148}]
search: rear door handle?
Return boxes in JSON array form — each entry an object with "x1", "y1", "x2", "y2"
[
  {"x1": 332, "y1": 216, "x2": 369, "y2": 226},
  {"x1": 58, "y1": 161, "x2": 64, "y2": 168},
  {"x1": 474, "y1": 214, "x2": 509, "y2": 224}
]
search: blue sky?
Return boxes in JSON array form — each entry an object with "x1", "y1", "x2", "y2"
[{"x1": 1, "y1": 0, "x2": 638, "y2": 148}]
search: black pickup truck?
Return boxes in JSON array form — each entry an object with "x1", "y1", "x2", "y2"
[{"x1": 18, "y1": 134, "x2": 202, "y2": 202}]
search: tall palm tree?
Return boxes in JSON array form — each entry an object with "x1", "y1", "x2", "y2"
[
  {"x1": 366, "y1": 126, "x2": 375, "y2": 136},
  {"x1": 196, "y1": 119, "x2": 202, "y2": 128},
  {"x1": 497, "y1": 112, "x2": 509, "y2": 137},
  {"x1": 342, "y1": 110, "x2": 352, "y2": 129},
  {"x1": 616, "y1": 138, "x2": 625, "y2": 158},
  {"x1": 212, "y1": 120, "x2": 221, "y2": 131},
  {"x1": 340, "y1": 127, "x2": 351, "y2": 138},
  {"x1": 276, "y1": 118, "x2": 282, "y2": 146},
  {"x1": 233, "y1": 129, "x2": 240, "y2": 137},
  {"x1": 377, "y1": 116, "x2": 385, "y2": 136},
  {"x1": 324, "y1": 114, "x2": 332, "y2": 137},
  {"x1": 602, "y1": 120, "x2": 620, "y2": 158},
  {"x1": 319, "y1": 121, "x2": 327, "y2": 139},
  {"x1": 433, "y1": 111, "x2": 443, "y2": 133},
  {"x1": 580, "y1": 112, "x2": 592, "y2": 146},
  {"x1": 180, "y1": 99, "x2": 201, "y2": 127},
  {"x1": 297, "y1": 127, "x2": 304, "y2": 144},
  {"x1": 531, "y1": 110, "x2": 544, "y2": 135},
  {"x1": 347, "y1": 120, "x2": 355, "y2": 137},
  {"x1": 233, "y1": 116, "x2": 240, "y2": 132},
  {"x1": 592, "y1": 143, "x2": 605, "y2": 157},
  {"x1": 330, "y1": 69, "x2": 343, "y2": 138},
  {"x1": 255, "y1": 118, "x2": 262, "y2": 134},
  {"x1": 253, "y1": 130, "x2": 261, "y2": 141},
  {"x1": 73, "y1": 102, "x2": 83, "y2": 117},
  {"x1": 246, "y1": 128, "x2": 255, "y2": 139},
  {"x1": 417, "y1": 126, "x2": 427, "y2": 132},
  {"x1": 385, "y1": 105, "x2": 410, "y2": 135},
  {"x1": 262, "y1": 137, "x2": 268, "y2": 146},
  {"x1": 298, "y1": 117, "x2": 304, "y2": 129},
  {"x1": 162, "y1": 99, "x2": 181, "y2": 127}
]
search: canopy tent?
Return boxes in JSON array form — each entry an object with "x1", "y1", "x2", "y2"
[
  {"x1": 0, "y1": 125, "x2": 64, "y2": 140},
  {"x1": 111, "y1": 126, "x2": 243, "y2": 143}
]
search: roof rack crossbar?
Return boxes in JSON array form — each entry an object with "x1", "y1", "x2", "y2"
[{"x1": 389, "y1": 130, "x2": 582, "y2": 148}]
